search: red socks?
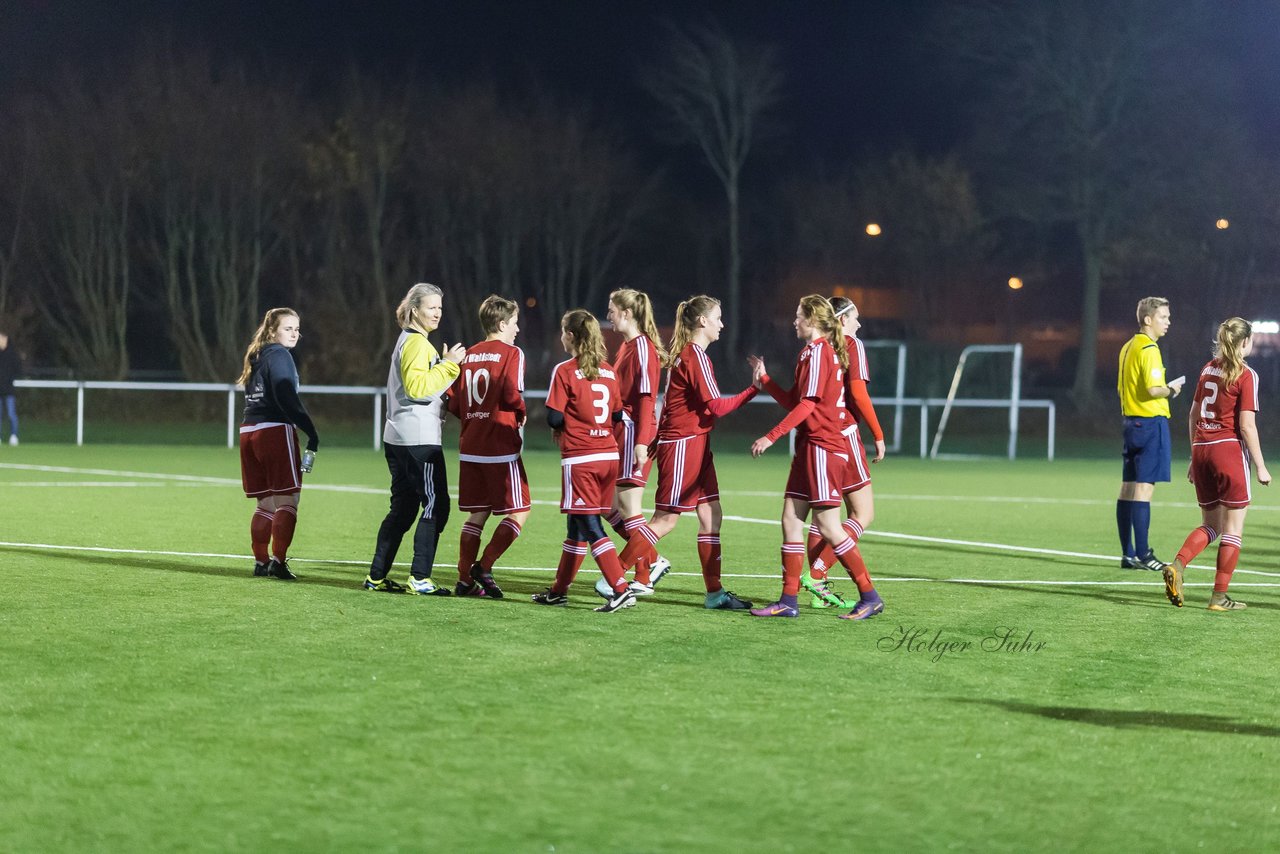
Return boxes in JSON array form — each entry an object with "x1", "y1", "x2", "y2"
[
  {"x1": 251, "y1": 509, "x2": 273, "y2": 563},
  {"x1": 553, "y1": 540, "x2": 588, "y2": 594},
  {"x1": 833, "y1": 536, "x2": 874, "y2": 593},
  {"x1": 271, "y1": 505, "x2": 297, "y2": 562},
  {"x1": 1215, "y1": 534, "x2": 1241, "y2": 593},
  {"x1": 1175, "y1": 525, "x2": 1218, "y2": 568},
  {"x1": 480, "y1": 517, "x2": 522, "y2": 570},
  {"x1": 457, "y1": 522, "x2": 483, "y2": 582},
  {"x1": 698, "y1": 532, "x2": 722, "y2": 592},
  {"x1": 781, "y1": 542, "x2": 805, "y2": 596},
  {"x1": 592, "y1": 537, "x2": 627, "y2": 593}
]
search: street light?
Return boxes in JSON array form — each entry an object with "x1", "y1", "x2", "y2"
[
  {"x1": 1216, "y1": 218, "x2": 1230, "y2": 230},
  {"x1": 1008, "y1": 277, "x2": 1024, "y2": 290},
  {"x1": 865, "y1": 223, "x2": 882, "y2": 236}
]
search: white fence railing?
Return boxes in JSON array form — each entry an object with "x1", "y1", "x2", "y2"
[{"x1": 16, "y1": 378, "x2": 1055, "y2": 459}]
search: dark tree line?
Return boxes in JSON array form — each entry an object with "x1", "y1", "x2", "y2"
[{"x1": 1, "y1": 7, "x2": 1277, "y2": 405}]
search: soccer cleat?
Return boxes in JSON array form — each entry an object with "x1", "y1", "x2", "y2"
[
  {"x1": 704, "y1": 589, "x2": 753, "y2": 610},
  {"x1": 1207, "y1": 592, "x2": 1247, "y2": 612},
  {"x1": 364, "y1": 575, "x2": 407, "y2": 593},
  {"x1": 8, "y1": 434, "x2": 16, "y2": 446},
  {"x1": 839, "y1": 595, "x2": 885, "y2": 621},
  {"x1": 628, "y1": 579, "x2": 655, "y2": 596},
  {"x1": 593, "y1": 588, "x2": 637, "y2": 613},
  {"x1": 649, "y1": 555, "x2": 672, "y2": 587},
  {"x1": 455, "y1": 580, "x2": 487, "y2": 597},
  {"x1": 1138, "y1": 550, "x2": 1167, "y2": 572},
  {"x1": 406, "y1": 576, "x2": 451, "y2": 596},
  {"x1": 594, "y1": 575, "x2": 616, "y2": 600},
  {"x1": 253, "y1": 561, "x2": 269, "y2": 578},
  {"x1": 749, "y1": 600, "x2": 800, "y2": 618},
  {"x1": 801, "y1": 573, "x2": 845, "y2": 608},
  {"x1": 265, "y1": 558, "x2": 297, "y2": 580},
  {"x1": 469, "y1": 562, "x2": 504, "y2": 599},
  {"x1": 1120, "y1": 555, "x2": 1143, "y2": 570},
  {"x1": 1162, "y1": 561, "x2": 1184, "y2": 607},
  {"x1": 531, "y1": 589, "x2": 569, "y2": 606}
]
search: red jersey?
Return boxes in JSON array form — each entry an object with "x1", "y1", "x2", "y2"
[
  {"x1": 547, "y1": 358, "x2": 623, "y2": 458},
  {"x1": 447, "y1": 340, "x2": 526, "y2": 459},
  {"x1": 659, "y1": 343, "x2": 722, "y2": 439},
  {"x1": 1190, "y1": 359, "x2": 1259, "y2": 444},
  {"x1": 794, "y1": 339, "x2": 847, "y2": 451},
  {"x1": 614, "y1": 335, "x2": 661, "y2": 446}
]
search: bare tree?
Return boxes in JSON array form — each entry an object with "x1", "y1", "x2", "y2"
[
  {"x1": 136, "y1": 48, "x2": 292, "y2": 381},
  {"x1": 642, "y1": 19, "x2": 782, "y2": 359},
  {"x1": 939, "y1": 1, "x2": 1204, "y2": 405},
  {"x1": 25, "y1": 76, "x2": 138, "y2": 378}
]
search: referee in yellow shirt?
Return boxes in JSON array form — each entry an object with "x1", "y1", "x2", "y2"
[{"x1": 1117, "y1": 296, "x2": 1185, "y2": 570}]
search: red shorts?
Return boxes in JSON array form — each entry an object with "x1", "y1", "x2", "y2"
[
  {"x1": 655, "y1": 433, "x2": 719, "y2": 513},
  {"x1": 458, "y1": 457, "x2": 531, "y2": 514},
  {"x1": 240, "y1": 423, "x2": 302, "y2": 498},
  {"x1": 561, "y1": 452, "x2": 619, "y2": 514},
  {"x1": 841, "y1": 427, "x2": 871, "y2": 493},
  {"x1": 616, "y1": 418, "x2": 654, "y2": 487},
  {"x1": 1191, "y1": 439, "x2": 1252, "y2": 509},
  {"x1": 784, "y1": 440, "x2": 849, "y2": 508}
]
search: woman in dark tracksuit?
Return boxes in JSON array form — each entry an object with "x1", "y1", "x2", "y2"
[
  {"x1": 363, "y1": 282, "x2": 466, "y2": 595},
  {"x1": 238, "y1": 308, "x2": 320, "y2": 580}
]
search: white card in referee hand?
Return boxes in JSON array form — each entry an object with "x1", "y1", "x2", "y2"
[{"x1": 1169, "y1": 375, "x2": 1186, "y2": 389}]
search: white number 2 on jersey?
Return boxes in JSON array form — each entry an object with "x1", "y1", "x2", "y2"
[
  {"x1": 590, "y1": 383, "x2": 611, "y2": 424},
  {"x1": 1200, "y1": 380, "x2": 1219, "y2": 420}
]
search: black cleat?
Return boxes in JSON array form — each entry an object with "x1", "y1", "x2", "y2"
[
  {"x1": 593, "y1": 588, "x2": 637, "y2": 613},
  {"x1": 531, "y1": 588, "x2": 569, "y2": 606},
  {"x1": 469, "y1": 562, "x2": 504, "y2": 599},
  {"x1": 253, "y1": 561, "x2": 269, "y2": 577},
  {"x1": 266, "y1": 558, "x2": 297, "y2": 580}
]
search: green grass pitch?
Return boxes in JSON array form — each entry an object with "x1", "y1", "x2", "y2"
[{"x1": 2, "y1": 442, "x2": 1279, "y2": 852}]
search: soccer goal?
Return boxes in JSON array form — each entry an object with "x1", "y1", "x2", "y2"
[{"x1": 925, "y1": 344, "x2": 1056, "y2": 461}]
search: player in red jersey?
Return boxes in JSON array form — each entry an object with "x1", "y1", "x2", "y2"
[
  {"x1": 1163, "y1": 318, "x2": 1271, "y2": 611},
  {"x1": 802, "y1": 296, "x2": 886, "y2": 609},
  {"x1": 597, "y1": 288, "x2": 671, "y2": 598},
  {"x1": 532, "y1": 309, "x2": 636, "y2": 613},
  {"x1": 748, "y1": 295, "x2": 884, "y2": 620},
  {"x1": 614, "y1": 295, "x2": 757, "y2": 610},
  {"x1": 446, "y1": 295, "x2": 531, "y2": 600}
]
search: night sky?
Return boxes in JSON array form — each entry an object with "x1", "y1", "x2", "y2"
[{"x1": 5, "y1": 1, "x2": 1280, "y2": 172}]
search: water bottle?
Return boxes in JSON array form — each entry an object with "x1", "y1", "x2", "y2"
[{"x1": 301, "y1": 449, "x2": 316, "y2": 473}]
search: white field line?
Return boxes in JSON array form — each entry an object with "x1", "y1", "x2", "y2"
[{"x1": 4, "y1": 463, "x2": 1279, "y2": 585}]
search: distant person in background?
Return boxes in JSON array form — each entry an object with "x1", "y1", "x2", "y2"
[
  {"x1": 238, "y1": 308, "x2": 320, "y2": 580},
  {"x1": 0, "y1": 332, "x2": 20, "y2": 446},
  {"x1": 1116, "y1": 296, "x2": 1184, "y2": 571},
  {"x1": 364, "y1": 282, "x2": 465, "y2": 595},
  {"x1": 1163, "y1": 318, "x2": 1270, "y2": 612},
  {"x1": 447, "y1": 295, "x2": 530, "y2": 599}
]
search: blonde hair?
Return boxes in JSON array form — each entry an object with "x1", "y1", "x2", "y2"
[
  {"x1": 237, "y1": 308, "x2": 298, "y2": 385},
  {"x1": 610, "y1": 288, "x2": 666, "y2": 362},
  {"x1": 1212, "y1": 317, "x2": 1252, "y2": 388},
  {"x1": 1136, "y1": 296, "x2": 1169, "y2": 328},
  {"x1": 799, "y1": 294, "x2": 849, "y2": 370},
  {"x1": 396, "y1": 282, "x2": 443, "y2": 330},
  {"x1": 478, "y1": 295, "x2": 518, "y2": 335},
  {"x1": 665, "y1": 295, "x2": 719, "y2": 368},
  {"x1": 562, "y1": 309, "x2": 607, "y2": 379}
]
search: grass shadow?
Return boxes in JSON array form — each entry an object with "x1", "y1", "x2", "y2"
[{"x1": 954, "y1": 697, "x2": 1280, "y2": 738}]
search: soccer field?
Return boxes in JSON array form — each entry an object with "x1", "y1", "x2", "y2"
[{"x1": 3, "y1": 443, "x2": 1279, "y2": 852}]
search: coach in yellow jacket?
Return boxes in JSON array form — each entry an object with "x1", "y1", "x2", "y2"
[{"x1": 364, "y1": 283, "x2": 465, "y2": 595}]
